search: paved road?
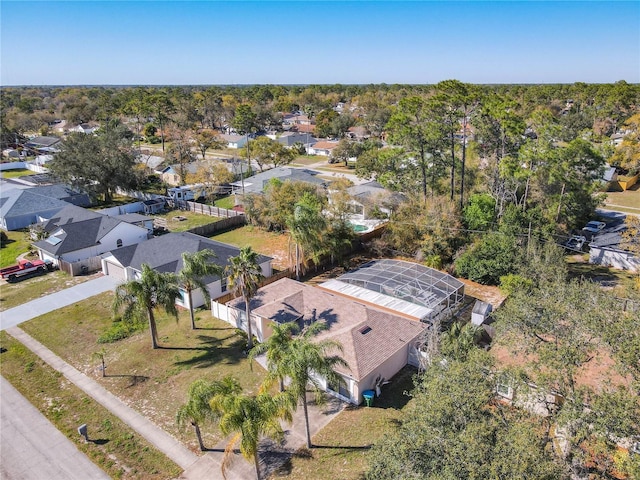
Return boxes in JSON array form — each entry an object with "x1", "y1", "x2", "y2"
[
  {"x1": 0, "y1": 376, "x2": 110, "y2": 480},
  {"x1": 0, "y1": 275, "x2": 118, "y2": 331},
  {"x1": 6, "y1": 327, "x2": 199, "y2": 472}
]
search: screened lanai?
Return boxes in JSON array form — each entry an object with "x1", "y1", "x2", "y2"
[{"x1": 319, "y1": 259, "x2": 465, "y2": 323}]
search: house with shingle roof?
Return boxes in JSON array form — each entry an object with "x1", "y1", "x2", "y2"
[
  {"x1": 230, "y1": 167, "x2": 328, "y2": 197},
  {"x1": 33, "y1": 205, "x2": 149, "y2": 267},
  {"x1": 0, "y1": 184, "x2": 91, "y2": 230},
  {"x1": 102, "y1": 231, "x2": 273, "y2": 310},
  {"x1": 221, "y1": 277, "x2": 428, "y2": 404},
  {"x1": 309, "y1": 141, "x2": 339, "y2": 157}
]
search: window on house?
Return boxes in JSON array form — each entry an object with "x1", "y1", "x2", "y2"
[
  {"x1": 116, "y1": 239, "x2": 123, "y2": 248},
  {"x1": 221, "y1": 277, "x2": 228, "y2": 292},
  {"x1": 327, "y1": 375, "x2": 350, "y2": 399}
]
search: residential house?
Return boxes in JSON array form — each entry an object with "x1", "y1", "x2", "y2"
[
  {"x1": 160, "y1": 162, "x2": 201, "y2": 186},
  {"x1": 308, "y1": 141, "x2": 339, "y2": 157},
  {"x1": 220, "y1": 277, "x2": 427, "y2": 404},
  {"x1": 341, "y1": 180, "x2": 406, "y2": 220},
  {"x1": 24, "y1": 136, "x2": 61, "y2": 155},
  {"x1": 113, "y1": 213, "x2": 154, "y2": 236},
  {"x1": 101, "y1": 231, "x2": 273, "y2": 310},
  {"x1": 218, "y1": 134, "x2": 248, "y2": 149},
  {"x1": 230, "y1": 167, "x2": 328, "y2": 201},
  {"x1": 70, "y1": 123, "x2": 99, "y2": 135},
  {"x1": 275, "y1": 132, "x2": 318, "y2": 148},
  {"x1": 142, "y1": 198, "x2": 166, "y2": 215},
  {"x1": 33, "y1": 205, "x2": 150, "y2": 269},
  {"x1": 0, "y1": 184, "x2": 91, "y2": 231},
  {"x1": 589, "y1": 224, "x2": 639, "y2": 272}
]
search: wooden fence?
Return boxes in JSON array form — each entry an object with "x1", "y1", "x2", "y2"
[
  {"x1": 186, "y1": 215, "x2": 246, "y2": 236},
  {"x1": 58, "y1": 256, "x2": 103, "y2": 277}
]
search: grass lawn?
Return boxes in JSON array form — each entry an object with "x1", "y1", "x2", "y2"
[
  {"x1": 291, "y1": 155, "x2": 322, "y2": 166},
  {"x1": 0, "y1": 168, "x2": 37, "y2": 179},
  {"x1": 604, "y1": 184, "x2": 640, "y2": 212},
  {"x1": 0, "y1": 230, "x2": 33, "y2": 268},
  {"x1": 214, "y1": 195, "x2": 235, "y2": 210},
  {"x1": 20, "y1": 292, "x2": 266, "y2": 451},
  {"x1": 151, "y1": 210, "x2": 222, "y2": 232},
  {"x1": 566, "y1": 254, "x2": 638, "y2": 293},
  {"x1": 272, "y1": 366, "x2": 416, "y2": 480},
  {"x1": 0, "y1": 270, "x2": 99, "y2": 311},
  {"x1": 211, "y1": 225, "x2": 291, "y2": 269},
  {"x1": 0, "y1": 331, "x2": 182, "y2": 479}
]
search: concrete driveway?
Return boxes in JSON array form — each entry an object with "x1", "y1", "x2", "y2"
[
  {"x1": 0, "y1": 376, "x2": 110, "y2": 480},
  {"x1": 0, "y1": 275, "x2": 118, "y2": 330}
]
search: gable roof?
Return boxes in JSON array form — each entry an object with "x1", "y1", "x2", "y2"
[
  {"x1": 231, "y1": 167, "x2": 327, "y2": 195},
  {"x1": 228, "y1": 277, "x2": 426, "y2": 381},
  {"x1": 346, "y1": 180, "x2": 406, "y2": 206},
  {"x1": 38, "y1": 204, "x2": 102, "y2": 233},
  {"x1": 106, "y1": 231, "x2": 272, "y2": 277},
  {"x1": 34, "y1": 214, "x2": 128, "y2": 256},
  {"x1": 311, "y1": 141, "x2": 339, "y2": 150},
  {"x1": 0, "y1": 189, "x2": 70, "y2": 219}
]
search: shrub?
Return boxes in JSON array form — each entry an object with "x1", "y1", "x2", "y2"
[{"x1": 98, "y1": 320, "x2": 145, "y2": 343}]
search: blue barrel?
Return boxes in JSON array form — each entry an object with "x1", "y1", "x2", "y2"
[{"x1": 362, "y1": 390, "x2": 375, "y2": 406}]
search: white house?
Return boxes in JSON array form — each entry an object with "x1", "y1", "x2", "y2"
[
  {"x1": 218, "y1": 134, "x2": 248, "y2": 149},
  {"x1": 101, "y1": 232, "x2": 273, "y2": 310},
  {"x1": 33, "y1": 205, "x2": 150, "y2": 267},
  {"x1": 308, "y1": 141, "x2": 339, "y2": 157}
]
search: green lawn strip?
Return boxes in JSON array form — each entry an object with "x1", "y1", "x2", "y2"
[
  {"x1": 151, "y1": 210, "x2": 222, "y2": 232},
  {"x1": 0, "y1": 331, "x2": 182, "y2": 480},
  {"x1": 210, "y1": 225, "x2": 290, "y2": 269},
  {"x1": 19, "y1": 293, "x2": 265, "y2": 451},
  {"x1": 1, "y1": 168, "x2": 38, "y2": 178},
  {"x1": 0, "y1": 230, "x2": 33, "y2": 268},
  {"x1": 566, "y1": 255, "x2": 638, "y2": 291},
  {"x1": 0, "y1": 270, "x2": 97, "y2": 311},
  {"x1": 605, "y1": 189, "x2": 640, "y2": 210},
  {"x1": 291, "y1": 156, "x2": 321, "y2": 166},
  {"x1": 214, "y1": 195, "x2": 234, "y2": 210},
  {"x1": 272, "y1": 366, "x2": 416, "y2": 480}
]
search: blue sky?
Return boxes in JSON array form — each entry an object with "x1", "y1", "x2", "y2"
[{"x1": 1, "y1": 1, "x2": 638, "y2": 85}]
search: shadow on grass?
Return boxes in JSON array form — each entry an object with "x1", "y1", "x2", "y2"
[
  {"x1": 89, "y1": 438, "x2": 110, "y2": 445},
  {"x1": 170, "y1": 334, "x2": 246, "y2": 368},
  {"x1": 106, "y1": 374, "x2": 149, "y2": 388}
]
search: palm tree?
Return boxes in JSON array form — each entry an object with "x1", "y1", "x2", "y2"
[
  {"x1": 286, "y1": 193, "x2": 326, "y2": 281},
  {"x1": 227, "y1": 246, "x2": 264, "y2": 350},
  {"x1": 441, "y1": 321, "x2": 481, "y2": 362},
  {"x1": 271, "y1": 321, "x2": 347, "y2": 449},
  {"x1": 249, "y1": 322, "x2": 298, "y2": 392},
  {"x1": 112, "y1": 263, "x2": 180, "y2": 349},
  {"x1": 210, "y1": 385, "x2": 294, "y2": 480},
  {"x1": 176, "y1": 376, "x2": 241, "y2": 451},
  {"x1": 179, "y1": 249, "x2": 224, "y2": 330}
]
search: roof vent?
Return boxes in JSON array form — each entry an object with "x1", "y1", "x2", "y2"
[{"x1": 359, "y1": 326, "x2": 372, "y2": 335}]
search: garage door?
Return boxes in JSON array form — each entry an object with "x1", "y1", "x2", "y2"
[{"x1": 104, "y1": 261, "x2": 126, "y2": 282}]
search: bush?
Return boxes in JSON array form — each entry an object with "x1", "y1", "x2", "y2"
[
  {"x1": 98, "y1": 320, "x2": 145, "y2": 343},
  {"x1": 455, "y1": 233, "x2": 521, "y2": 285}
]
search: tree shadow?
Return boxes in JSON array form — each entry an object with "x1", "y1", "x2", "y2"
[
  {"x1": 89, "y1": 438, "x2": 110, "y2": 445},
  {"x1": 105, "y1": 374, "x2": 149, "y2": 388},
  {"x1": 171, "y1": 334, "x2": 247, "y2": 368}
]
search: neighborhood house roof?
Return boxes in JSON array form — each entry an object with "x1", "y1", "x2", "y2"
[
  {"x1": 0, "y1": 185, "x2": 90, "y2": 222},
  {"x1": 228, "y1": 278, "x2": 426, "y2": 381},
  {"x1": 320, "y1": 259, "x2": 465, "y2": 322},
  {"x1": 35, "y1": 215, "x2": 124, "y2": 255},
  {"x1": 346, "y1": 180, "x2": 406, "y2": 206},
  {"x1": 106, "y1": 231, "x2": 272, "y2": 278},
  {"x1": 231, "y1": 167, "x2": 327, "y2": 195}
]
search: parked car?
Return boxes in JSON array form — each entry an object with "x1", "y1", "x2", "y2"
[
  {"x1": 564, "y1": 235, "x2": 586, "y2": 251},
  {"x1": 0, "y1": 259, "x2": 53, "y2": 283},
  {"x1": 582, "y1": 221, "x2": 606, "y2": 233}
]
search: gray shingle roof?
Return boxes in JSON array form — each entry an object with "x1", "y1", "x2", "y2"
[
  {"x1": 39, "y1": 204, "x2": 102, "y2": 233},
  {"x1": 232, "y1": 167, "x2": 327, "y2": 194},
  {"x1": 34, "y1": 215, "x2": 123, "y2": 255},
  {"x1": 108, "y1": 232, "x2": 272, "y2": 278},
  {"x1": 0, "y1": 189, "x2": 70, "y2": 218}
]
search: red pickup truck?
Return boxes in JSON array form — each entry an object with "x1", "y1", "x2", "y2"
[{"x1": 0, "y1": 259, "x2": 52, "y2": 283}]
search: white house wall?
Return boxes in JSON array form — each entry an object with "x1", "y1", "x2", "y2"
[
  {"x1": 57, "y1": 223, "x2": 148, "y2": 263},
  {"x1": 590, "y1": 246, "x2": 640, "y2": 272}
]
